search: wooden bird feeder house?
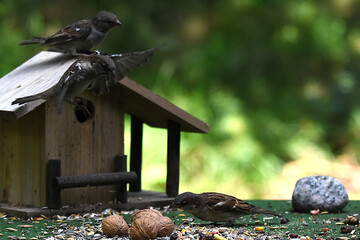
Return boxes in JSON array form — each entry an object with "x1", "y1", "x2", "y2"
[{"x1": 0, "y1": 51, "x2": 209, "y2": 217}]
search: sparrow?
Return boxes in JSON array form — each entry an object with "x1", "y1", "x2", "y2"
[
  {"x1": 12, "y1": 54, "x2": 116, "y2": 114},
  {"x1": 12, "y1": 46, "x2": 162, "y2": 113},
  {"x1": 172, "y1": 192, "x2": 281, "y2": 223},
  {"x1": 85, "y1": 46, "x2": 161, "y2": 95},
  {"x1": 109, "y1": 45, "x2": 163, "y2": 80},
  {"x1": 87, "y1": 45, "x2": 162, "y2": 95},
  {"x1": 20, "y1": 11, "x2": 122, "y2": 55}
]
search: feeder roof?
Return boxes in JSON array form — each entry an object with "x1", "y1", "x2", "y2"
[{"x1": 0, "y1": 51, "x2": 209, "y2": 133}]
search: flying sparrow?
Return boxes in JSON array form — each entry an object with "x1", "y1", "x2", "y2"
[
  {"x1": 20, "y1": 11, "x2": 122, "y2": 55},
  {"x1": 12, "y1": 46, "x2": 161, "y2": 113},
  {"x1": 172, "y1": 192, "x2": 281, "y2": 223}
]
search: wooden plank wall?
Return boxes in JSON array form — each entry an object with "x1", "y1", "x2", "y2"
[
  {"x1": 0, "y1": 106, "x2": 46, "y2": 207},
  {"x1": 45, "y1": 88, "x2": 124, "y2": 205}
]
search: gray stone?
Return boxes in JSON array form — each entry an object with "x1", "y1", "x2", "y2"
[{"x1": 292, "y1": 175, "x2": 348, "y2": 212}]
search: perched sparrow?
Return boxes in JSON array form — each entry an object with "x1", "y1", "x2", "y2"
[
  {"x1": 172, "y1": 192, "x2": 281, "y2": 223},
  {"x1": 12, "y1": 46, "x2": 162, "y2": 113},
  {"x1": 20, "y1": 11, "x2": 122, "y2": 55},
  {"x1": 12, "y1": 55, "x2": 116, "y2": 114}
]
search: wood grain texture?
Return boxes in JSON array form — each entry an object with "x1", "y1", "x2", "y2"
[
  {"x1": 0, "y1": 106, "x2": 45, "y2": 207},
  {"x1": 118, "y1": 77, "x2": 210, "y2": 133},
  {"x1": 45, "y1": 88, "x2": 124, "y2": 205},
  {"x1": 0, "y1": 51, "x2": 76, "y2": 117}
]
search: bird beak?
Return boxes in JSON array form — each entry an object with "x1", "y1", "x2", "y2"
[
  {"x1": 169, "y1": 203, "x2": 180, "y2": 209},
  {"x1": 115, "y1": 20, "x2": 123, "y2": 26}
]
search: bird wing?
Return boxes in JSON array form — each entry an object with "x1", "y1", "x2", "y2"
[
  {"x1": 88, "y1": 72, "x2": 112, "y2": 95},
  {"x1": 204, "y1": 192, "x2": 255, "y2": 214},
  {"x1": 44, "y1": 19, "x2": 92, "y2": 45},
  {"x1": 52, "y1": 59, "x2": 94, "y2": 113},
  {"x1": 86, "y1": 56, "x2": 116, "y2": 95},
  {"x1": 110, "y1": 46, "x2": 162, "y2": 79}
]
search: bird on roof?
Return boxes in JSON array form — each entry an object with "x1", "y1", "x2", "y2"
[
  {"x1": 19, "y1": 11, "x2": 122, "y2": 55},
  {"x1": 12, "y1": 46, "x2": 161, "y2": 114},
  {"x1": 172, "y1": 192, "x2": 282, "y2": 224},
  {"x1": 88, "y1": 46, "x2": 161, "y2": 95},
  {"x1": 12, "y1": 54, "x2": 116, "y2": 114}
]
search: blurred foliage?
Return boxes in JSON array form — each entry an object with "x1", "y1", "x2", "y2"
[{"x1": 2, "y1": 0, "x2": 360, "y2": 198}]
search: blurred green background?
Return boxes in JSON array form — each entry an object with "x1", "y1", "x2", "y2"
[{"x1": 2, "y1": 0, "x2": 360, "y2": 199}]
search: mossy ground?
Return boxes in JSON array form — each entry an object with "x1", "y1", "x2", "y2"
[{"x1": 0, "y1": 200, "x2": 358, "y2": 239}]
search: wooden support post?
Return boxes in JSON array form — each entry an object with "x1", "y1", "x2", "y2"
[
  {"x1": 46, "y1": 159, "x2": 61, "y2": 209},
  {"x1": 129, "y1": 116, "x2": 143, "y2": 192},
  {"x1": 115, "y1": 154, "x2": 128, "y2": 203},
  {"x1": 166, "y1": 120, "x2": 180, "y2": 197}
]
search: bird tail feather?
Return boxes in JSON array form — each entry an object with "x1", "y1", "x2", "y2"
[
  {"x1": 253, "y1": 208, "x2": 281, "y2": 217},
  {"x1": 19, "y1": 37, "x2": 46, "y2": 45}
]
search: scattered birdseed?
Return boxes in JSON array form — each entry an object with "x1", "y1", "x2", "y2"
[
  {"x1": 0, "y1": 205, "x2": 358, "y2": 240},
  {"x1": 254, "y1": 226, "x2": 264, "y2": 231},
  {"x1": 18, "y1": 225, "x2": 33, "y2": 228},
  {"x1": 280, "y1": 218, "x2": 290, "y2": 224},
  {"x1": 6, "y1": 228, "x2": 17, "y2": 232},
  {"x1": 310, "y1": 209, "x2": 320, "y2": 215}
]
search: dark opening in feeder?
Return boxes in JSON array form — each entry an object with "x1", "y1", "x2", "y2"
[{"x1": 74, "y1": 98, "x2": 95, "y2": 123}]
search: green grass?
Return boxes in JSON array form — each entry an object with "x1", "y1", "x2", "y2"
[
  {"x1": 170, "y1": 200, "x2": 360, "y2": 239},
  {"x1": 0, "y1": 201, "x2": 359, "y2": 239}
]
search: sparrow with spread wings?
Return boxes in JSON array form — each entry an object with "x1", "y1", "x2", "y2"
[{"x1": 12, "y1": 47, "x2": 160, "y2": 114}]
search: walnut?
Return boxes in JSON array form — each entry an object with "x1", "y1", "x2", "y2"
[
  {"x1": 130, "y1": 217, "x2": 158, "y2": 240},
  {"x1": 130, "y1": 209, "x2": 175, "y2": 240},
  {"x1": 132, "y1": 208, "x2": 163, "y2": 222},
  {"x1": 101, "y1": 214, "x2": 129, "y2": 237},
  {"x1": 157, "y1": 216, "x2": 175, "y2": 237}
]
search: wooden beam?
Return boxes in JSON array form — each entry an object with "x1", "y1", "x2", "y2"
[
  {"x1": 129, "y1": 116, "x2": 143, "y2": 192},
  {"x1": 115, "y1": 155, "x2": 128, "y2": 203},
  {"x1": 46, "y1": 159, "x2": 61, "y2": 209},
  {"x1": 166, "y1": 120, "x2": 180, "y2": 197},
  {"x1": 55, "y1": 172, "x2": 137, "y2": 189}
]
